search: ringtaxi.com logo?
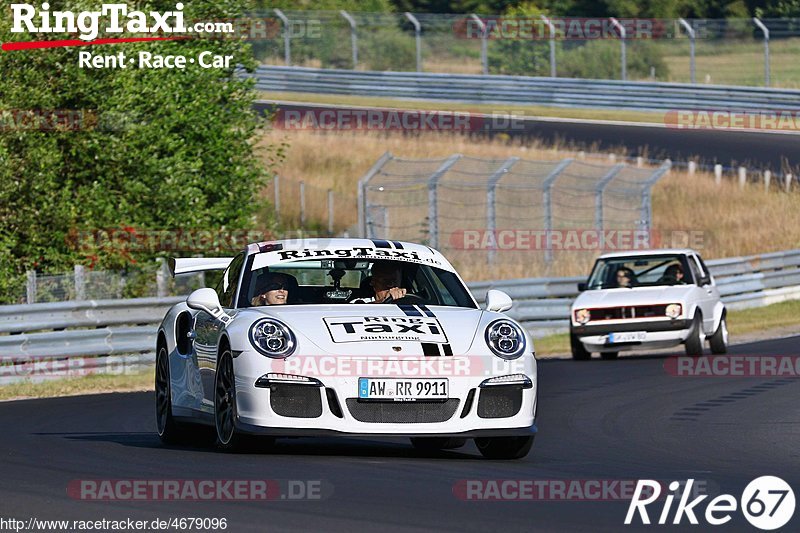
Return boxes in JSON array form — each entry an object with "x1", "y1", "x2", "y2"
[{"x1": 625, "y1": 477, "x2": 795, "y2": 530}]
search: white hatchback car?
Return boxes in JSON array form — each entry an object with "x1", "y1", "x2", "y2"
[{"x1": 570, "y1": 249, "x2": 728, "y2": 360}]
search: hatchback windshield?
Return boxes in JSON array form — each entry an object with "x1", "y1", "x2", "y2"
[{"x1": 586, "y1": 254, "x2": 693, "y2": 289}]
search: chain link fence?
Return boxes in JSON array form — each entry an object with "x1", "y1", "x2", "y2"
[
  {"x1": 359, "y1": 153, "x2": 670, "y2": 279},
  {"x1": 253, "y1": 10, "x2": 800, "y2": 88}
]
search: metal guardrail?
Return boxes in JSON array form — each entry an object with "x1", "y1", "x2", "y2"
[
  {"x1": 250, "y1": 65, "x2": 800, "y2": 113},
  {"x1": 0, "y1": 250, "x2": 798, "y2": 383}
]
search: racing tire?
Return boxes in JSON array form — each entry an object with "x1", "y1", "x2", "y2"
[
  {"x1": 155, "y1": 344, "x2": 180, "y2": 444},
  {"x1": 215, "y1": 348, "x2": 247, "y2": 451},
  {"x1": 570, "y1": 330, "x2": 591, "y2": 360},
  {"x1": 684, "y1": 313, "x2": 704, "y2": 357},
  {"x1": 410, "y1": 437, "x2": 467, "y2": 451},
  {"x1": 475, "y1": 436, "x2": 534, "y2": 460},
  {"x1": 709, "y1": 314, "x2": 728, "y2": 354},
  {"x1": 600, "y1": 351, "x2": 619, "y2": 360}
]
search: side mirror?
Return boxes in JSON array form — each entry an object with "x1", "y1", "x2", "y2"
[
  {"x1": 485, "y1": 289, "x2": 513, "y2": 313},
  {"x1": 577, "y1": 282, "x2": 587, "y2": 292},
  {"x1": 187, "y1": 288, "x2": 231, "y2": 324},
  {"x1": 699, "y1": 277, "x2": 711, "y2": 287}
]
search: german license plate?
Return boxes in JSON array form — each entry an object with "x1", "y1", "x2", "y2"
[
  {"x1": 358, "y1": 378, "x2": 448, "y2": 401},
  {"x1": 608, "y1": 331, "x2": 646, "y2": 343}
]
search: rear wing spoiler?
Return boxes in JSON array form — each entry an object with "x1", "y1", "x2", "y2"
[{"x1": 168, "y1": 257, "x2": 234, "y2": 277}]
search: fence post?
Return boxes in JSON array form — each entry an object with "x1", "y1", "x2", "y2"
[
  {"x1": 74, "y1": 264, "x2": 85, "y2": 300},
  {"x1": 636, "y1": 156, "x2": 644, "y2": 168},
  {"x1": 540, "y1": 14, "x2": 556, "y2": 77},
  {"x1": 273, "y1": 175, "x2": 280, "y2": 221},
  {"x1": 26, "y1": 270, "x2": 36, "y2": 304},
  {"x1": 678, "y1": 18, "x2": 696, "y2": 83},
  {"x1": 785, "y1": 173, "x2": 793, "y2": 193},
  {"x1": 427, "y1": 155, "x2": 462, "y2": 249},
  {"x1": 639, "y1": 161, "x2": 672, "y2": 246},
  {"x1": 610, "y1": 18, "x2": 626, "y2": 81},
  {"x1": 753, "y1": 18, "x2": 770, "y2": 87},
  {"x1": 486, "y1": 157, "x2": 519, "y2": 265},
  {"x1": 738, "y1": 167, "x2": 747, "y2": 189},
  {"x1": 357, "y1": 152, "x2": 393, "y2": 238},
  {"x1": 327, "y1": 189, "x2": 334, "y2": 234},
  {"x1": 299, "y1": 180, "x2": 306, "y2": 229},
  {"x1": 340, "y1": 10, "x2": 358, "y2": 69},
  {"x1": 714, "y1": 164, "x2": 723, "y2": 185},
  {"x1": 764, "y1": 170, "x2": 772, "y2": 191},
  {"x1": 595, "y1": 164, "x2": 625, "y2": 233},
  {"x1": 273, "y1": 9, "x2": 291, "y2": 66},
  {"x1": 542, "y1": 158, "x2": 574, "y2": 263},
  {"x1": 688, "y1": 161, "x2": 696, "y2": 175},
  {"x1": 469, "y1": 14, "x2": 488, "y2": 75},
  {"x1": 405, "y1": 12, "x2": 422, "y2": 72}
]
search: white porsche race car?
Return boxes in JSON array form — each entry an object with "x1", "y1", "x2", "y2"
[
  {"x1": 570, "y1": 249, "x2": 728, "y2": 360},
  {"x1": 156, "y1": 239, "x2": 537, "y2": 459}
]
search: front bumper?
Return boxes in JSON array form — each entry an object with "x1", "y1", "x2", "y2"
[
  {"x1": 572, "y1": 318, "x2": 691, "y2": 352},
  {"x1": 232, "y1": 352, "x2": 537, "y2": 436}
]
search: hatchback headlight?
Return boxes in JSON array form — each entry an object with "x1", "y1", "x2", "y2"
[
  {"x1": 665, "y1": 303, "x2": 682, "y2": 319},
  {"x1": 485, "y1": 320, "x2": 527, "y2": 360},
  {"x1": 575, "y1": 308, "x2": 591, "y2": 324},
  {"x1": 249, "y1": 318, "x2": 296, "y2": 358}
]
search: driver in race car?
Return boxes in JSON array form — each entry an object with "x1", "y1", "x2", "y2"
[{"x1": 354, "y1": 261, "x2": 407, "y2": 303}]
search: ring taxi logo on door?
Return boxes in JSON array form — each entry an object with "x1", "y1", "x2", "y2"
[{"x1": 625, "y1": 477, "x2": 795, "y2": 530}]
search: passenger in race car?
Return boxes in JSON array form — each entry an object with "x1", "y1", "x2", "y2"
[
  {"x1": 352, "y1": 261, "x2": 407, "y2": 303},
  {"x1": 659, "y1": 264, "x2": 685, "y2": 285},
  {"x1": 250, "y1": 272, "x2": 292, "y2": 306}
]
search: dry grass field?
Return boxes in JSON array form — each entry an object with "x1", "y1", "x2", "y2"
[{"x1": 257, "y1": 129, "x2": 800, "y2": 280}]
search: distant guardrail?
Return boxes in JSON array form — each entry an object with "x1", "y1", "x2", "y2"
[
  {"x1": 249, "y1": 66, "x2": 800, "y2": 113},
  {"x1": 1, "y1": 250, "x2": 798, "y2": 384}
]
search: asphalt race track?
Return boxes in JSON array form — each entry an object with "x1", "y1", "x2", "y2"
[
  {"x1": 257, "y1": 101, "x2": 800, "y2": 172},
  {"x1": 1, "y1": 336, "x2": 798, "y2": 532}
]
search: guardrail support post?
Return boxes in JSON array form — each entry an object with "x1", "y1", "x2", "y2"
[
  {"x1": 714, "y1": 164, "x2": 723, "y2": 185},
  {"x1": 610, "y1": 18, "x2": 626, "y2": 81},
  {"x1": 786, "y1": 173, "x2": 793, "y2": 193},
  {"x1": 738, "y1": 167, "x2": 747, "y2": 189},
  {"x1": 542, "y1": 158, "x2": 574, "y2": 263},
  {"x1": 74, "y1": 265, "x2": 85, "y2": 301},
  {"x1": 358, "y1": 152, "x2": 393, "y2": 238},
  {"x1": 469, "y1": 14, "x2": 488, "y2": 75},
  {"x1": 26, "y1": 270, "x2": 36, "y2": 304},
  {"x1": 688, "y1": 161, "x2": 696, "y2": 175},
  {"x1": 427, "y1": 154, "x2": 462, "y2": 249},
  {"x1": 678, "y1": 18, "x2": 696, "y2": 83},
  {"x1": 274, "y1": 9, "x2": 291, "y2": 66},
  {"x1": 405, "y1": 12, "x2": 423, "y2": 72},
  {"x1": 340, "y1": 10, "x2": 358, "y2": 69},
  {"x1": 486, "y1": 157, "x2": 519, "y2": 264},
  {"x1": 753, "y1": 18, "x2": 770, "y2": 87},
  {"x1": 595, "y1": 164, "x2": 625, "y2": 233},
  {"x1": 540, "y1": 15, "x2": 557, "y2": 77},
  {"x1": 764, "y1": 170, "x2": 772, "y2": 191}
]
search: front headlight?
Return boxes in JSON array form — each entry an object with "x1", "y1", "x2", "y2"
[
  {"x1": 665, "y1": 303, "x2": 682, "y2": 319},
  {"x1": 575, "y1": 308, "x2": 591, "y2": 324},
  {"x1": 249, "y1": 318, "x2": 296, "y2": 358},
  {"x1": 485, "y1": 319, "x2": 527, "y2": 360}
]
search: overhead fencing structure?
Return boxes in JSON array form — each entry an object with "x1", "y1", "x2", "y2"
[
  {"x1": 0, "y1": 249, "x2": 798, "y2": 384},
  {"x1": 250, "y1": 65, "x2": 800, "y2": 113},
  {"x1": 253, "y1": 12, "x2": 800, "y2": 87},
  {"x1": 357, "y1": 152, "x2": 671, "y2": 269}
]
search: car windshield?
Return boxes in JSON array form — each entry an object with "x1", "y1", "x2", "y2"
[
  {"x1": 240, "y1": 258, "x2": 477, "y2": 308},
  {"x1": 586, "y1": 254, "x2": 693, "y2": 289}
]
